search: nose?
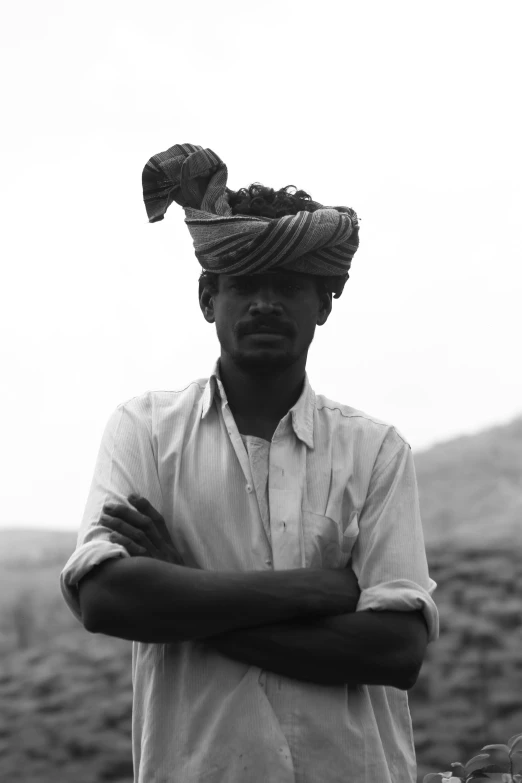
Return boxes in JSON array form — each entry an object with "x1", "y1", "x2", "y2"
[{"x1": 248, "y1": 285, "x2": 284, "y2": 315}]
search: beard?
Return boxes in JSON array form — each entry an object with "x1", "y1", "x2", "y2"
[{"x1": 228, "y1": 346, "x2": 299, "y2": 376}]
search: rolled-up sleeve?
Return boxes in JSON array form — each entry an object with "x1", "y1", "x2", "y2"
[
  {"x1": 60, "y1": 394, "x2": 162, "y2": 624},
  {"x1": 352, "y1": 432, "x2": 439, "y2": 644}
]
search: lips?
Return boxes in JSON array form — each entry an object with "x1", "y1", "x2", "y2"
[
  {"x1": 246, "y1": 322, "x2": 289, "y2": 335},
  {"x1": 238, "y1": 321, "x2": 291, "y2": 338},
  {"x1": 248, "y1": 332, "x2": 285, "y2": 338}
]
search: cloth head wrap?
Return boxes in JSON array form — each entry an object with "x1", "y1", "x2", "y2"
[{"x1": 142, "y1": 143, "x2": 359, "y2": 298}]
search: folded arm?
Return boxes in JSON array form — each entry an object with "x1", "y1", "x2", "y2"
[
  {"x1": 77, "y1": 555, "x2": 361, "y2": 643},
  {"x1": 202, "y1": 608, "x2": 429, "y2": 689},
  {"x1": 67, "y1": 407, "x2": 437, "y2": 694},
  {"x1": 203, "y1": 434, "x2": 439, "y2": 690}
]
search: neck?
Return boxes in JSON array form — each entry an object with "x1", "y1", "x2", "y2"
[{"x1": 218, "y1": 353, "x2": 307, "y2": 425}]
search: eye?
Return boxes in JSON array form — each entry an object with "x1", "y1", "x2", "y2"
[
  {"x1": 229, "y1": 278, "x2": 300, "y2": 293},
  {"x1": 231, "y1": 279, "x2": 255, "y2": 291}
]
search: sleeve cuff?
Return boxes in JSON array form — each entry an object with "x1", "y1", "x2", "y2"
[
  {"x1": 356, "y1": 578, "x2": 439, "y2": 643},
  {"x1": 60, "y1": 540, "x2": 131, "y2": 624}
]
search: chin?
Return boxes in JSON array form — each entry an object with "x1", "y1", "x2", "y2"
[{"x1": 231, "y1": 349, "x2": 298, "y2": 375}]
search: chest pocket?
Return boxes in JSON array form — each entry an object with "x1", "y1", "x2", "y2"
[{"x1": 301, "y1": 509, "x2": 359, "y2": 569}]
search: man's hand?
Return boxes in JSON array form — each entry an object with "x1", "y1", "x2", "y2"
[
  {"x1": 101, "y1": 495, "x2": 185, "y2": 566},
  {"x1": 341, "y1": 559, "x2": 361, "y2": 612}
]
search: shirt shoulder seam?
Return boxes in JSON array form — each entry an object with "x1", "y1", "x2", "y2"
[
  {"x1": 316, "y1": 406, "x2": 410, "y2": 448},
  {"x1": 116, "y1": 380, "x2": 207, "y2": 409},
  {"x1": 371, "y1": 440, "x2": 411, "y2": 485}
]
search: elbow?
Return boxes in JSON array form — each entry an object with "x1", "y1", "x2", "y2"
[
  {"x1": 397, "y1": 669, "x2": 419, "y2": 691},
  {"x1": 397, "y1": 614, "x2": 430, "y2": 690},
  {"x1": 78, "y1": 560, "x2": 118, "y2": 633},
  {"x1": 79, "y1": 587, "x2": 105, "y2": 634},
  {"x1": 396, "y1": 652, "x2": 424, "y2": 691},
  {"x1": 82, "y1": 604, "x2": 102, "y2": 634}
]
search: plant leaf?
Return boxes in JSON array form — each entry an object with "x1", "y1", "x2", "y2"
[
  {"x1": 509, "y1": 735, "x2": 522, "y2": 750},
  {"x1": 451, "y1": 763, "x2": 467, "y2": 771},
  {"x1": 466, "y1": 754, "x2": 491, "y2": 769},
  {"x1": 481, "y1": 746, "x2": 511, "y2": 755},
  {"x1": 423, "y1": 774, "x2": 444, "y2": 782},
  {"x1": 481, "y1": 765, "x2": 509, "y2": 773}
]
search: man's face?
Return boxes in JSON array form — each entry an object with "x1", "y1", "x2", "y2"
[{"x1": 200, "y1": 271, "x2": 332, "y2": 374}]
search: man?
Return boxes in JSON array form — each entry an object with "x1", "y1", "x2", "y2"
[{"x1": 60, "y1": 143, "x2": 439, "y2": 783}]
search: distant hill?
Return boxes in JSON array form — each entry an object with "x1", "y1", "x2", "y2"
[
  {"x1": 1, "y1": 414, "x2": 521, "y2": 563},
  {"x1": 415, "y1": 414, "x2": 522, "y2": 549}
]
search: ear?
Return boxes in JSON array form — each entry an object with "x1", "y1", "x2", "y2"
[
  {"x1": 316, "y1": 289, "x2": 333, "y2": 327},
  {"x1": 199, "y1": 283, "x2": 216, "y2": 324}
]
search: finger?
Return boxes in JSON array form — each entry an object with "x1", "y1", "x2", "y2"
[
  {"x1": 108, "y1": 532, "x2": 147, "y2": 556},
  {"x1": 102, "y1": 514, "x2": 159, "y2": 555},
  {"x1": 128, "y1": 496, "x2": 173, "y2": 545},
  {"x1": 102, "y1": 502, "x2": 165, "y2": 551},
  {"x1": 128, "y1": 495, "x2": 163, "y2": 522}
]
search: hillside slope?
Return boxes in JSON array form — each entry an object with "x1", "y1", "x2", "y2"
[{"x1": 415, "y1": 415, "x2": 522, "y2": 548}]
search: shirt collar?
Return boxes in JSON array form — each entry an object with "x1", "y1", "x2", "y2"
[{"x1": 200, "y1": 358, "x2": 315, "y2": 450}]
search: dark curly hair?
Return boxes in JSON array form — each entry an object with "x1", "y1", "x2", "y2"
[{"x1": 198, "y1": 184, "x2": 348, "y2": 301}]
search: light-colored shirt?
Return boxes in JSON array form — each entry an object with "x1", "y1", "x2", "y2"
[{"x1": 60, "y1": 359, "x2": 439, "y2": 783}]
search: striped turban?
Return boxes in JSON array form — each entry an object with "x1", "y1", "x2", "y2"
[{"x1": 142, "y1": 143, "x2": 359, "y2": 298}]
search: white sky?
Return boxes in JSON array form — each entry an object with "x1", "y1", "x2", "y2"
[{"x1": 1, "y1": 0, "x2": 521, "y2": 531}]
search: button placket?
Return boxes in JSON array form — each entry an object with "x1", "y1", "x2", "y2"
[
  {"x1": 223, "y1": 405, "x2": 276, "y2": 560},
  {"x1": 221, "y1": 403, "x2": 253, "y2": 488},
  {"x1": 269, "y1": 436, "x2": 307, "y2": 570}
]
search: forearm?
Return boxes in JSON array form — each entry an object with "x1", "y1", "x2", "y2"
[
  {"x1": 203, "y1": 610, "x2": 416, "y2": 689},
  {"x1": 81, "y1": 557, "x2": 351, "y2": 643}
]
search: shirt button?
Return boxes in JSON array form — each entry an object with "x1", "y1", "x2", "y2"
[
  {"x1": 246, "y1": 484, "x2": 253, "y2": 493},
  {"x1": 265, "y1": 558, "x2": 272, "y2": 566}
]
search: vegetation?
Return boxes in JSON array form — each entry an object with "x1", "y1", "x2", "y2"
[
  {"x1": 409, "y1": 544, "x2": 522, "y2": 782},
  {"x1": 0, "y1": 540, "x2": 520, "y2": 782},
  {"x1": 423, "y1": 732, "x2": 522, "y2": 781}
]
